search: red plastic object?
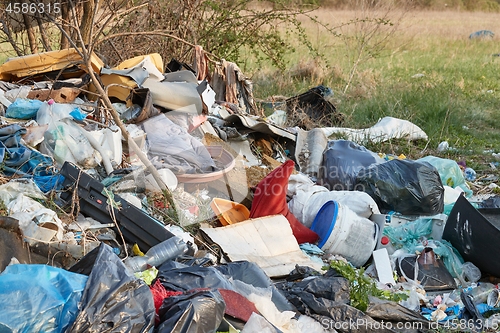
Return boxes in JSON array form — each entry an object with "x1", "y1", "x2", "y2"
[
  {"x1": 250, "y1": 159, "x2": 319, "y2": 244},
  {"x1": 150, "y1": 280, "x2": 182, "y2": 314},
  {"x1": 380, "y1": 236, "x2": 390, "y2": 246},
  {"x1": 218, "y1": 289, "x2": 259, "y2": 322}
]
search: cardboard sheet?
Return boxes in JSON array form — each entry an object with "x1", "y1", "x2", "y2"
[{"x1": 201, "y1": 215, "x2": 323, "y2": 277}]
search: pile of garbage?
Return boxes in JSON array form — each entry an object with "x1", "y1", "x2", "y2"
[{"x1": 1, "y1": 47, "x2": 500, "y2": 333}]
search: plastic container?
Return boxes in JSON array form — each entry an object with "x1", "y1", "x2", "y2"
[
  {"x1": 310, "y1": 200, "x2": 378, "y2": 267},
  {"x1": 125, "y1": 236, "x2": 188, "y2": 272},
  {"x1": 210, "y1": 198, "x2": 250, "y2": 225}
]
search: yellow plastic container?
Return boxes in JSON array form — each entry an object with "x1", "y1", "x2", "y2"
[{"x1": 210, "y1": 198, "x2": 250, "y2": 226}]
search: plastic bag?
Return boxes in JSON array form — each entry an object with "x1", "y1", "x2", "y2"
[
  {"x1": 355, "y1": 159, "x2": 445, "y2": 215},
  {"x1": 67, "y1": 243, "x2": 155, "y2": 333},
  {"x1": 36, "y1": 99, "x2": 86, "y2": 125},
  {"x1": 156, "y1": 289, "x2": 225, "y2": 333},
  {"x1": 5, "y1": 98, "x2": 43, "y2": 119},
  {"x1": 40, "y1": 117, "x2": 97, "y2": 169},
  {"x1": 418, "y1": 156, "x2": 472, "y2": 198},
  {"x1": 0, "y1": 264, "x2": 88, "y2": 333},
  {"x1": 319, "y1": 140, "x2": 384, "y2": 191}
]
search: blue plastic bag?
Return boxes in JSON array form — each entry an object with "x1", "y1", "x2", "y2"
[
  {"x1": 0, "y1": 264, "x2": 88, "y2": 333},
  {"x1": 5, "y1": 98, "x2": 43, "y2": 119}
]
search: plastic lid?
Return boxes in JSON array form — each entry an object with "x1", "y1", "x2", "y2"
[
  {"x1": 310, "y1": 201, "x2": 339, "y2": 248},
  {"x1": 381, "y1": 236, "x2": 390, "y2": 245}
]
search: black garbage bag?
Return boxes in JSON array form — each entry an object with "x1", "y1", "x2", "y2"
[
  {"x1": 355, "y1": 159, "x2": 444, "y2": 215},
  {"x1": 67, "y1": 243, "x2": 155, "y2": 333},
  {"x1": 479, "y1": 195, "x2": 500, "y2": 208},
  {"x1": 156, "y1": 264, "x2": 235, "y2": 292},
  {"x1": 306, "y1": 297, "x2": 395, "y2": 333},
  {"x1": 277, "y1": 275, "x2": 350, "y2": 314},
  {"x1": 157, "y1": 260, "x2": 294, "y2": 313},
  {"x1": 365, "y1": 296, "x2": 429, "y2": 326},
  {"x1": 318, "y1": 140, "x2": 385, "y2": 191},
  {"x1": 156, "y1": 289, "x2": 225, "y2": 333},
  {"x1": 216, "y1": 261, "x2": 295, "y2": 312}
]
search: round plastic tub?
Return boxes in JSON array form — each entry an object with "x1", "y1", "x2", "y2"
[{"x1": 311, "y1": 200, "x2": 378, "y2": 267}]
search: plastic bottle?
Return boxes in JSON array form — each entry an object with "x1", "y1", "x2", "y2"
[
  {"x1": 464, "y1": 167, "x2": 477, "y2": 181},
  {"x1": 124, "y1": 236, "x2": 188, "y2": 273},
  {"x1": 465, "y1": 282, "x2": 497, "y2": 305}
]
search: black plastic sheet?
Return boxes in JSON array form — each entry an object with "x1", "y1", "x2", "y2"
[
  {"x1": 156, "y1": 289, "x2": 225, "y2": 333},
  {"x1": 355, "y1": 159, "x2": 444, "y2": 215},
  {"x1": 277, "y1": 275, "x2": 350, "y2": 314},
  {"x1": 67, "y1": 243, "x2": 155, "y2": 333}
]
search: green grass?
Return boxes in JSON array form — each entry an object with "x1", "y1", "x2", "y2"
[{"x1": 246, "y1": 9, "x2": 500, "y2": 178}]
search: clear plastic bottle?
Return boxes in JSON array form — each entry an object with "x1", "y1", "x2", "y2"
[
  {"x1": 124, "y1": 236, "x2": 188, "y2": 273},
  {"x1": 145, "y1": 236, "x2": 188, "y2": 268}
]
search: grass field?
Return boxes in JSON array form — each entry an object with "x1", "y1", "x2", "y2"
[{"x1": 247, "y1": 9, "x2": 500, "y2": 175}]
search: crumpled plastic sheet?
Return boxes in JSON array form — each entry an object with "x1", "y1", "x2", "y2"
[
  {"x1": 0, "y1": 124, "x2": 63, "y2": 192},
  {"x1": 0, "y1": 264, "x2": 88, "y2": 333},
  {"x1": 139, "y1": 114, "x2": 216, "y2": 174},
  {"x1": 67, "y1": 243, "x2": 155, "y2": 333}
]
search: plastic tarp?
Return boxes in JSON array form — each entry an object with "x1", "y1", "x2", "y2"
[
  {"x1": 355, "y1": 159, "x2": 444, "y2": 215},
  {"x1": 0, "y1": 264, "x2": 88, "y2": 333},
  {"x1": 67, "y1": 243, "x2": 155, "y2": 333},
  {"x1": 318, "y1": 140, "x2": 385, "y2": 191},
  {"x1": 156, "y1": 289, "x2": 226, "y2": 333}
]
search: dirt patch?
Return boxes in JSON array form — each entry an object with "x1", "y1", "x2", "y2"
[{"x1": 246, "y1": 165, "x2": 272, "y2": 188}]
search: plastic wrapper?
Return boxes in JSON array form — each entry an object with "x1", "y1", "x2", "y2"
[
  {"x1": 0, "y1": 264, "x2": 88, "y2": 333},
  {"x1": 355, "y1": 159, "x2": 445, "y2": 215},
  {"x1": 319, "y1": 139, "x2": 384, "y2": 191},
  {"x1": 156, "y1": 289, "x2": 225, "y2": 333},
  {"x1": 67, "y1": 243, "x2": 155, "y2": 333}
]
